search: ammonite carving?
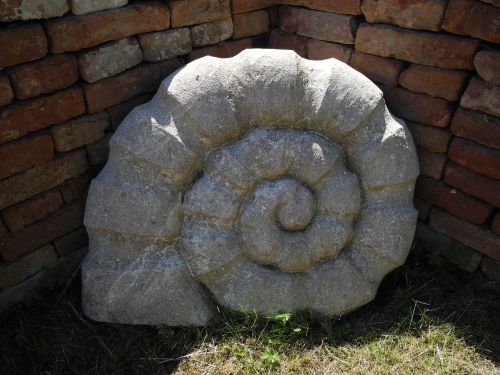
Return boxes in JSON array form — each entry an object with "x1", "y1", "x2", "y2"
[{"x1": 82, "y1": 49, "x2": 419, "y2": 326}]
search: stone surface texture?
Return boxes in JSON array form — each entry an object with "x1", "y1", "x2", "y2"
[{"x1": 83, "y1": 50, "x2": 419, "y2": 325}]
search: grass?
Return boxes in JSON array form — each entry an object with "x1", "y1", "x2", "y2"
[{"x1": 1, "y1": 250, "x2": 499, "y2": 374}]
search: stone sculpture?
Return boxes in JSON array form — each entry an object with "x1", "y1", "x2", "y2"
[{"x1": 82, "y1": 49, "x2": 419, "y2": 325}]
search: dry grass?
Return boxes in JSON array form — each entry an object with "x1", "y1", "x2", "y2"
[{"x1": 1, "y1": 252, "x2": 499, "y2": 374}]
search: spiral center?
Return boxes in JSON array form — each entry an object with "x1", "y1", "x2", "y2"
[{"x1": 274, "y1": 179, "x2": 315, "y2": 231}]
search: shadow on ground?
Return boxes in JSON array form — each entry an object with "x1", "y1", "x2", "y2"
[{"x1": 1, "y1": 250, "x2": 499, "y2": 374}]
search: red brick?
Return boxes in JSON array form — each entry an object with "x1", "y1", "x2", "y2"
[
  {"x1": 0, "y1": 203, "x2": 84, "y2": 262},
  {"x1": 0, "y1": 86, "x2": 85, "y2": 145},
  {"x1": 443, "y1": 0, "x2": 500, "y2": 44},
  {"x1": 0, "y1": 133, "x2": 54, "y2": 180},
  {"x1": 406, "y1": 122, "x2": 451, "y2": 153},
  {"x1": 83, "y1": 59, "x2": 182, "y2": 113},
  {"x1": 170, "y1": 0, "x2": 230, "y2": 27},
  {"x1": 481, "y1": 256, "x2": 500, "y2": 280},
  {"x1": 0, "y1": 73, "x2": 13, "y2": 107},
  {"x1": 7, "y1": 54, "x2": 78, "y2": 100},
  {"x1": 107, "y1": 93, "x2": 154, "y2": 129},
  {"x1": 51, "y1": 112, "x2": 110, "y2": 152},
  {"x1": 349, "y1": 51, "x2": 403, "y2": 86},
  {"x1": 361, "y1": 0, "x2": 447, "y2": 31},
  {"x1": 449, "y1": 137, "x2": 500, "y2": 179},
  {"x1": 233, "y1": 10, "x2": 269, "y2": 39},
  {"x1": 54, "y1": 227, "x2": 88, "y2": 256},
  {"x1": 1, "y1": 190, "x2": 63, "y2": 233},
  {"x1": 268, "y1": 30, "x2": 307, "y2": 57},
  {"x1": 306, "y1": 39, "x2": 352, "y2": 63},
  {"x1": 281, "y1": 0, "x2": 361, "y2": 15},
  {"x1": 0, "y1": 24, "x2": 47, "y2": 68},
  {"x1": 399, "y1": 64, "x2": 468, "y2": 101},
  {"x1": 0, "y1": 150, "x2": 88, "y2": 209},
  {"x1": 355, "y1": 24, "x2": 479, "y2": 70},
  {"x1": 474, "y1": 50, "x2": 500, "y2": 86},
  {"x1": 44, "y1": 2, "x2": 170, "y2": 53},
  {"x1": 430, "y1": 208, "x2": 500, "y2": 260},
  {"x1": 416, "y1": 176, "x2": 493, "y2": 224},
  {"x1": 444, "y1": 163, "x2": 500, "y2": 207},
  {"x1": 417, "y1": 148, "x2": 447, "y2": 179},
  {"x1": 460, "y1": 76, "x2": 500, "y2": 118},
  {"x1": 59, "y1": 170, "x2": 94, "y2": 203},
  {"x1": 189, "y1": 37, "x2": 255, "y2": 60},
  {"x1": 380, "y1": 85, "x2": 453, "y2": 128},
  {"x1": 492, "y1": 213, "x2": 500, "y2": 236},
  {"x1": 279, "y1": 6, "x2": 358, "y2": 45},
  {"x1": 231, "y1": 0, "x2": 273, "y2": 13},
  {"x1": 450, "y1": 108, "x2": 500, "y2": 150}
]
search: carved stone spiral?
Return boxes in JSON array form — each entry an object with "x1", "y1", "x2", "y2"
[{"x1": 82, "y1": 49, "x2": 419, "y2": 326}]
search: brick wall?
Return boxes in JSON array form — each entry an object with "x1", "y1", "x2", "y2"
[{"x1": 0, "y1": 0, "x2": 498, "y2": 312}]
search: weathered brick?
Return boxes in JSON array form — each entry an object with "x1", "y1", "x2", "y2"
[
  {"x1": 83, "y1": 59, "x2": 182, "y2": 113},
  {"x1": 0, "y1": 244, "x2": 57, "y2": 289},
  {"x1": 480, "y1": 0, "x2": 500, "y2": 6},
  {"x1": 430, "y1": 208, "x2": 500, "y2": 260},
  {"x1": 45, "y1": 1, "x2": 170, "y2": 53},
  {"x1": 107, "y1": 93, "x2": 154, "y2": 129},
  {"x1": 449, "y1": 137, "x2": 500, "y2": 179},
  {"x1": 139, "y1": 29, "x2": 191, "y2": 62},
  {"x1": 381, "y1": 85, "x2": 453, "y2": 128},
  {"x1": 416, "y1": 224, "x2": 482, "y2": 272},
  {"x1": 361, "y1": 0, "x2": 447, "y2": 31},
  {"x1": 0, "y1": 86, "x2": 85, "y2": 145},
  {"x1": 170, "y1": 0, "x2": 230, "y2": 27},
  {"x1": 450, "y1": 108, "x2": 500, "y2": 150},
  {"x1": 492, "y1": 213, "x2": 500, "y2": 236},
  {"x1": 0, "y1": 203, "x2": 84, "y2": 262},
  {"x1": 233, "y1": 10, "x2": 269, "y2": 39},
  {"x1": 444, "y1": 163, "x2": 500, "y2": 207},
  {"x1": 355, "y1": 24, "x2": 479, "y2": 70},
  {"x1": 349, "y1": 51, "x2": 403, "y2": 86},
  {"x1": 191, "y1": 18, "x2": 233, "y2": 47},
  {"x1": 59, "y1": 170, "x2": 94, "y2": 203},
  {"x1": 0, "y1": 133, "x2": 54, "y2": 180},
  {"x1": 0, "y1": 150, "x2": 88, "y2": 209},
  {"x1": 78, "y1": 37, "x2": 143, "y2": 83},
  {"x1": 70, "y1": 0, "x2": 128, "y2": 15},
  {"x1": 231, "y1": 0, "x2": 273, "y2": 13},
  {"x1": 417, "y1": 148, "x2": 446, "y2": 179},
  {"x1": 281, "y1": 0, "x2": 361, "y2": 14},
  {"x1": 406, "y1": 122, "x2": 451, "y2": 153},
  {"x1": 51, "y1": 112, "x2": 110, "y2": 152},
  {"x1": 0, "y1": 72, "x2": 14, "y2": 107},
  {"x1": 0, "y1": 0, "x2": 68, "y2": 21},
  {"x1": 86, "y1": 134, "x2": 111, "y2": 165},
  {"x1": 399, "y1": 64, "x2": 468, "y2": 101},
  {"x1": 189, "y1": 37, "x2": 254, "y2": 60},
  {"x1": 474, "y1": 50, "x2": 500, "y2": 86},
  {"x1": 443, "y1": 0, "x2": 500, "y2": 44},
  {"x1": 7, "y1": 54, "x2": 78, "y2": 99},
  {"x1": 2, "y1": 190, "x2": 63, "y2": 233},
  {"x1": 460, "y1": 76, "x2": 500, "y2": 118},
  {"x1": 307, "y1": 39, "x2": 352, "y2": 63},
  {"x1": 481, "y1": 256, "x2": 500, "y2": 280},
  {"x1": 414, "y1": 197, "x2": 431, "y2": 221},
  {"x1": 416, "y1": 176, "x2": 493, "y2": 224},
  {"x1": 0, "y1": 219, "x2": 8, "y2": 240},
  {"x1": 268, "y1": 30, "x2": 307, "y2": 57},
  {"x1": 279, "y1": 6, "x2": 358, "y2": 45},
  {"x1": 0, "y1": 24, "x2": 47, "y2": 68},
  {"x1": 54, "y1": 227, "x2": 88, "y2": 255}
]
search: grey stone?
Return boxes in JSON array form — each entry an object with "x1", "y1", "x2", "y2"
[
  {"x1": 0, "y1": 0, "x2": 68, "y2": 21},
  {"x1": 191, "y1": 18, "x2": 233, "y2": 47},
  {"x1": 70, "y1": 0, "x2": 127, "y2": 15},
  {"x1": 83, "y1": 49, "x2": 419, "y2": 324},
  {"x1": 139, "y1": 28, "x2": 192, "y2": 62},
  {"x1": 78, "y1": 37, "x2": 143, "y2": 83}
]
